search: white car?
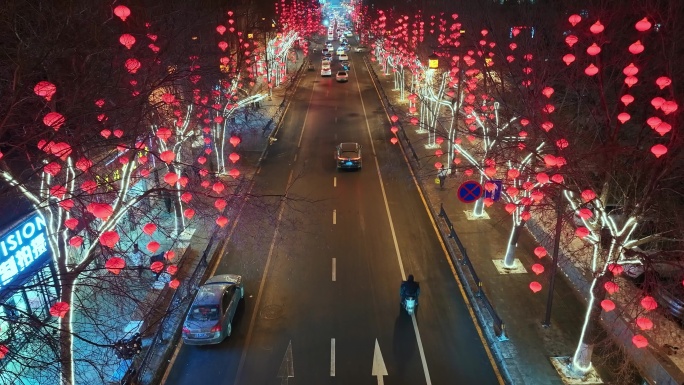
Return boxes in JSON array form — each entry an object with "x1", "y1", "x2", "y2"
[
  {"x1": 336, "y1": 70, "x2": 348, "y2": 82},
  {"x1": 338, "y1": 54, "x2": 348, "y2": 61},
  {"x1": 354, "y1": 46, "x2": 367, "y2": 53},
  {"x1": 321, "y1": 65, "x2": 332, "y2": 77},
  {"x1": 345, "y1": 31, "x2": 353, "y2": 37}
]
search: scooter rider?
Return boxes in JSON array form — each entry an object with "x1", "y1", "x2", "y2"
[{"x1": 400, "y1": 274, "x2": 420, "y2": 305}]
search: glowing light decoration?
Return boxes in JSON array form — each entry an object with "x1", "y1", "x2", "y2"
[
  {"x1": 636, "y1": 317, "x2": 653, "y2": 330},
  {"x1": 635, "y1": 18, "x2": 652, "y2": 32},
  {"x1": 601, "y1": 299, "x2": 615, "y2": 312},
  {"x1": 586, "y1": 43, "x2": 601, "y2": 56},
  {"x1": 125, "y1": 58, "x2": 141, "y2": 74},
  {"x1": 99, "y1": 231, "x2": 120, "y2": 248},
  {"x1": 632, "y1": 335, "x2": 648, "y2": 348},
  {"x1": 575, "y1": 227, "x2": 590, "y2": 238},
  {"x1": 581, "y1": 190, "x2": 596, "y2": 202},
  {"x1": 184, "y1": 208, "x2": 195, "y2": 219},
  {"x1": 164, "y1": 172, "x2": 178, "y2": 185},
  {"x1": 43, "y1": 112, "x2": 65, "y2": 130},
  {"x1": 119, "y1": 34, "x2": 136, "y2": 49},
  {"x1": 216, "y1": 216, "x2": 229, "y2": 227},
  {"x1": 143, "y1": 223, "x2": 157, "y2": 236},
  {"x1": 169, "y1": 279, "x2": 180, "y2": 289},
  {"x1": 629, "y1": 40, "x2": 644, "y2": 54},
  {"x1": 160, "y1": 150, "x2": 175, "y2": 163},
  {"x1": 87, "y1": 202, "x2": 114, "y2": 219},
  {"x1": 650, "y1": 144, "x2": 667, "y2": 158},
  {"x1": 640, "y1": 296, "x2": 658, "y2": 311},
  {"x1": 105, "y1": 257, "x2": 126, "y2": 275},
  {"x1": 113, "y1": 5, "x2": 131, "y2": 21},
  {"x1": 50, "y1": 302, "x2": 70, "y2": 318},
  {"x1": 34, "y1": 81, "x2": 57, "y2": 101},
  {"x1": 568, "y1": 14, "x2": 582, "y2": 26},
  {"x1": 529, "y1": 282, "x2": 542, "y2": 293},
  {"x1": 584, "y1": 64, "x2": 599, "y2": 76},
  {"x1": 617, "y1": 112, "x2": 631, "y2": 124},
  {"x1": 532, "y1": 264, "x2": 545, "y2": 275},
  {"x1": 534, "y1": 247, "x2": 547, "y2": 258},
  {"x1": 620, "y1": 94, "x2": 634, "y2": 106},
  {"x1": 604, "y1": 281, "x2": 619, "y2": 294},
  {"x1": 563, "y1": 54, "x2": 575, "y2": 66},
  {"x1": 589, "y1": 21, "x2": 604, "y2": 34},
  {"x1": 656, "y1": 76, "x2": 671, "y2": 89}
]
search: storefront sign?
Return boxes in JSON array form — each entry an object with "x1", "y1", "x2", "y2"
[{"x1": 0, "y1": 214, "x2": 51, "y2": 290}]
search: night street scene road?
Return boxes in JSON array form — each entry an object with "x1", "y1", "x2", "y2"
[{"x1": 0, "y1": 0, "x2": 682, "y2": 384}]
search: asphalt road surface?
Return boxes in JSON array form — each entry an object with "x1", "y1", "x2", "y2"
[{"x1": 163, "y1": 43, "x2": 502, "y2": 385}]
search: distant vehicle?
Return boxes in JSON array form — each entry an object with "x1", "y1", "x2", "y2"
[
  {"x1": 182, "y1": 274, "x2": 244, "y2": 345},
  {"x1": 338, "y1": 54, "x2": 348, "y2": 61},
  {"x1": 335, "y1": 142, "x2": 362, "y2": 170},
  {"x1": 354, "y1": 45, "x2": 368, "y2": 53},
  {"x1": 321, "y1": 48, "x2": 329, "y2": 56},
  {"x1": 341, "y1": 61, "x2": 350, "y2": 70},
  {"x1": 308, "y1": 63, "x2": 315, "y2": 71},
  {"x1": 336, "y1": 47, "x2": 345, "y2": 56},
  {"x1": 336, "y1": 70, "x2": 348, "y2": 82},
  {"x1": 344, "y1": 31, "x2": 353, "y2": 37}
]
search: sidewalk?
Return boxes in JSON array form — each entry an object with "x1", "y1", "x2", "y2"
[{"x1": 365, "y1": 57, "x2": 684, "y2": 385}]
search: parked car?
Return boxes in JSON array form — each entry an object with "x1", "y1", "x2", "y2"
[
  {"x1": 182, "y1": 274, "x2": 244, "y2": 345},
  {"x1": 335, "y1": 142, "x2": 362, "y2": 170},
  {"x1": 354, "y1": 45, "x2": 368, "y2": 53}
]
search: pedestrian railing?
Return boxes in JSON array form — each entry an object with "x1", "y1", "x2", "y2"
[{"x1": 439, "y1": 203, "x2": 508, "y2": 341}]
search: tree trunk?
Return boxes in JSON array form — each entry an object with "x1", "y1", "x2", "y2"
[
  {"x1": 58, "y1": 278, "x2": 75, "y2": 385},
  {"x1": 572, "y1": 270, "x2": 614, "y2": 373},
  {"x1": 503, "y1": 222, "x2": 524, "y2": 267}
]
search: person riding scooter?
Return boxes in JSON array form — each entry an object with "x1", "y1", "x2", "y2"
[{"x1": 400, "y1": 274, "x2": 420, "y2": 305}]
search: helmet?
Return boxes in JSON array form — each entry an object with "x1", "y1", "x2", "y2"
[{"x1": 407, "y1": 274, "x2": 414, "y2": 282}]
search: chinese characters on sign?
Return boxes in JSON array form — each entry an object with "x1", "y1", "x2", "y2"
[{"x1": 0, "y1": 215, "x2": 50, "y2": 290}]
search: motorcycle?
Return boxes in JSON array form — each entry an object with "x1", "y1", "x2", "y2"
[{"x1": 403, "y1": 296, "x2": 417, "y2": 315}]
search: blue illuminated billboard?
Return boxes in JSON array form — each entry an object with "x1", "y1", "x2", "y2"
[{"x1": 0, "y1": 214, "x2": 51, "y2": 291}]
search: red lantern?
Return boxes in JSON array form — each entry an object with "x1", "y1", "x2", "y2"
[
  {"x1": 161, "y1": 93, "x2": 175, "y2": 104},
  {"x1": 150, "y1": 261, "x2": 164, "y2": 273},
  {"x1": 632, "y1": 335, "x2": 648, "y2": 348},
  {"x1": 184, "y1": 208, "x2": 195, "y2": 219},
  {"x1": 531, "y1": 264, "x2": 544, "y2": 275},
  {"x1": 661, "y1": 101, "x2": 678, "y2": 115},
  {"x1": 390, "y1": 137, "x2": 399, "y2": 145},
  {"x1": 617, "y1": 112, "x2": 630, "y2": 124},
  {"x1": 147, "y1": 241, "x2": 160, "y2": 254},
  {"x1": 167, "y1": 265, "x2": 178, "y2": 275},
  {"x1": 197, "y1": 156, "x2": 207, "y2": 164},
  {"x1": 505, "y1": 203, "x2": 516, "y2": 214},
  {"x1": 581, "y1": 190, "x2": 596, "y2": 202},
  {"x1": 575, "y1": 227, "x2": 590, "y2": 239},
  {"x1": 160, "y1": 150, "x2": 175, "y2": 164},
  {"x1": 541, "y1": 87, "x2": 554, "y2": 98},
  {"x1": 568, "y1": 14, "x2": 581, "y2": 26},
  {"x1": 229, "y1": 168, "x2": 240, "y2": 178},
  {"x1": 551, "y1": 174, "x2": 564, "y2": 184},
  {"x1": 99, "y1": 231, "x2": 120, "y2": 248},
  {"x1": 164, "y1": 172, "x2": 178, "y2": 185},
  {"x1": 507, "y1": 169, "x2": 520, "y2": 179},
  {"x1": 50, "y1": 302, "x2": 70, "y2": 318},
  {"x1": 562, "y1": 54, "x2": 575, "y2": 66},
  {"x1": 69, "y1": 236, "x2": 83, "y2": 248},
  {"x1": 410, "y1": 117, "x2": 419, "y2": 125},
  {"x1": 650, "y1": 144, "x2": 667, "y2": 158},
  {"x1": 229, "y1": 136, "x2": 241, "y2": 147},
  {"x1": 216, "y1": 216, "x2": 229, "y2": 227},
  {"x1": 216, "y1": 25, "x2": 227, "y2": 35},
  {"x1": 0, "y1": 345, "x2": 9, "y2": 359},
  {"x1": 34, "y1": 81, "x2": 57, "y2": 101},
  {"x1": 529, "y1": 281, "x2": 542, "y2": 293},
  {"x1": 143, "y1": 223, "x2": 157, "y2": 236},
  {"x1": 640, "y1": 296, "x2": 658, "y2": 311},
  {"x1": 87, "y1": 202, "x2": 114, "y2": 219},
  {"x1": 215, "y1": 199, "x2": 227, "y2": 211},
  {"x1": 113, "y1": 5, "x2": 131, "y2": 21},
  {"x1": 484, "y1": 167, "x2": 496, "y2": 177},
  {"x1": 623, "y1": 63, "x2": 639, "y2": 76},
  {"x1": 655, "y1": 76, "x2": 671, "y2": 89},
  {"x1": 484, "y1": 198, "x2": 494, "y2": 207},
  {"x1": 601, "y1": 299, "x2": 615, "y2": 312},
  {"x1": 390, "y1": 126, "x2": 399, "y2": 134},
  {"x1": 218, "y1": 41, "x2": 228, "y2": 51},
  {"x1": 629, "y1": 40, "x2": 644, "y2": 55},
  {"x1": 586, "y1": 43, "x2": 601, "y2": 56},
  {"x1": 584, "y1": 64, "x2": 599, "y2": 76},
  {"x1": 651, "y1": 97, "x2": 665, "y2": 109},
  {"x1": 589, "y1": 21, "x2": 604, "y2": 34},
  {"x1": 43, "y1": 112, "x2": 65, "y2": 130},
  {"x1": 212, "y1": 182, "x2": 225, "y2": 193},
  {"x1": 125, "y1": 58, "x2": 141, "y2": 74},
  {"x1": 608, "y1": 264, "x2": 623, "y2": 275},
  {"x1": 635, "y1": 18, "x2": 651, "y2": 32},
  {"x1": 578, "y1": 208, "x2": 593, "y2": 219},
  {"x1": 636, "y1": 317, "x2": 653, "y2": 330},
  {"x1": 620, "y1": 94, "x2": 634, "y2": 106},
  {"x1": 64, "y1": 218, "x2": 79, "y2": 230},
  {"x1": 164, "y1": 250, "x2": 176, "y2": 261},
  {"x1": 464, "y1": 169, "x2": 473, "y2": 176},
  {"x1": 534, "y1": 246, "x2": 547, "y2": 258},
  {"x1": 565, "y1": 35, "x2": 578, "y2": 47},
  {"x1": 655, "y1": 122, "x2": 672, "y2": 136},
  {"x1": 390, "y1": 115, "x2": 399, "y2": 123},
  {"x1": 604, "y1": 281, "x2": 619, "y2": 294},
  {"x1": 181, "y1": 193, "x2": 193, "y2": 203},
  {"x1": 169, "y1": 279, "x2": 180, "y2": 289},
  {"x1": 229, "y1": 152, "x2": 240, "y2": 163},
  {"x1": 105, "y1": 257, "x2": 126, "y2": 275},
  {"x1": 536, "y1": 173, "x2": 549, "y2": 184},
  {"x1": 119, "y1": 34, "x2": 136, "y2": 49}
]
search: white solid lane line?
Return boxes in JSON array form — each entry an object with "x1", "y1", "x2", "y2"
[
  {"x1": 332, "y1": 258, "x2": 336, "y2": 282},
  {"x1": 333, "y1": 209, "x2": 336, "y2": 224},
  {"x1": 334, "y1": 177, "x2": 337, "y2": 187},
  {"x1": 330, "y1": 338, "x2": 336, "y2": 376}
]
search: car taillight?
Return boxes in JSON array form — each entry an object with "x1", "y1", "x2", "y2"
[
  {"x1": 182, "y1": 327, "x2": 190, "y2": 334},
  {"x1": 211, "y1": 323, "x2": 221, "y2": 333}
]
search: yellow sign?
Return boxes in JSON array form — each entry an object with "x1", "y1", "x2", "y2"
[{"x1": 248, "y1": 33, "x2": 254, "y2": 39}]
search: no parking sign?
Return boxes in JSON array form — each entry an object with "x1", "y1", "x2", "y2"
[{"x1": 457, "y1": 180, "x2": 483, "y2": 203}]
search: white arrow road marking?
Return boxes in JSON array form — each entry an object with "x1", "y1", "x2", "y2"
[
  {"x1": 277, "y1": 340, "x2": 294, "y2": 384},
  {"x1": 333, "y1": 209, "x2": 337, "y2": 224},
  {"x1": 372, "y1": 338, "x2": 388, "y2": 385},
  {"x1": 332, "y1": 258, "x2": 337, "y2": 281},
  {"x1": 330, "y1": 338, "x2": 336, "y2": 376}
]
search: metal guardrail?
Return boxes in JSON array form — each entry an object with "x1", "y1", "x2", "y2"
[{"x1": 439, "y1": 203, "x2": 507, "y2": 340}]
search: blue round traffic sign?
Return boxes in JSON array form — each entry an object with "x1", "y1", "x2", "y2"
[{"x1": 457, "y1": 180, "x2": 483, "y2": 203}]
